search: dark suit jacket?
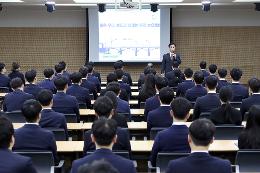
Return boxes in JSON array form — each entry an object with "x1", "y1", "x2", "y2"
[
  {"x1": 83, "y1": 127, "x2": 131, "y2": 154},
  {"x1": 0, "y1": 74, "x2": 10, "y2": 88},
  {"x1": 166, "y1": 152, "x2": 231, "y2": 173},
  {"x1": 13, "y1": 124, "x2": 59, "y2": 164},
  {"x1": 238, "y1": 130, "x2": 260, "y2": 149},
  {"x1": 119, "y1": 80, "x2": 131, "y2": 98},
  {"x1": 38, "y1": 79, "x2": 56, "y2": 93},
  {"x1": 193, "y1": 93, "x2": 221, "y2": 120},
  {"x1": 147, "y1": 106, "x2": 172, "y2": 134},
  {"x1": 201, "y1": 69, "x2": 210, "y2": 78},
  {"x1": 116, "y1": 97, "x2": 130, "y2": 115},
  {"x1": 8, "y1": 71, "x2": 25, "y2": 84},
  {"x1": 165, "y1": 70, "x2": 183, "y2": 87},
  {"x1": 87, "y1": 75, "x2": 101, "y2": 92},
  {"x1": 144, "y1": 94, "x2": 160, "y2": 120},
  {"x1": 54, "y1": 73, "x2": 71, "y2": 86},
  {"x1": 185, "y1": 85, "x2": 207, "y2": 102},
  {"x1": 24, "y1": 83, "x2": 43, "y2": 98},
  {"x1": 240, "y1": 94, "x2": 260, "y2": 117},
  {"x1": 0, "y1": 149, "x2": 37, "y2": 173},
  {"x1": 150, "y1": 125, "x2": 190, "y2": 166},
  {"x1": 112, "y1": 113, "x2": 128, "y2": 128},
  {"x1": 71, "y1": 148, "x2": 136, "y2": 173},
  {"x1": 210, "y1": 104, "x2": 242, "y2": 125},
  {"x1": 66, "y1": 84, "x2": 91, "y2": 108},
  {"x1": 93, "y1": 70, "x2": 101, "y2": 83},
  {"x1": 230, "y1": 83, "x2": 249, "y2": 101},
  {"x1": 39, "y1": 109, "x2": 68, "y2": 139},
  {"x1": 217, "y1": 80, "x2": 230, "y2": 92},
  {"x1": 161, "y1": 53, "x2": 181, "y2": 74},
  {"x1": 3, "y1": 89, "x2": 34, "y2": 112},
  {"x1": 138, "y1": 73, "x2": 145, "y2": 88},
  {"x1": 176, "y1": 80, "x2": 195, "y2": 97},
  {"x1": 81, "y1": 78, "x2": 98, "y2": 99},
  {"x1": 123, "y1": 72, "x2": 133, "y2": 86}
]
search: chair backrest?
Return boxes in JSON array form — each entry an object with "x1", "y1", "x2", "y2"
[
  {"x1": 89, "y1": 94, "x2": 94, "y2": 100},
  {"x1": 215, "y1": 125, "x2": 244, "y2": 140},
  {"x1": 230, "y1": 102, "x2": 242, "y2": 109},
  {"x1": 235, "y1": 150, "x2": 260, "y2": 172},
  {"x1": 44, "y1": 128, "x2": 67, "y2": 141},
  {"x1": 64, "y1": 114, "x2": 77, "y2": 123},
  {"x1": 150, "y1": 128, "x2": 166, "y2": 140},
  {"x1": 118, "y1": 112, "x2": 131, "y2": 122},
  {"x1": 78, "y1": 103, "x2": 87, "y2": 109},
  {"x1": 15, "y1": 151, "x2": 54, "y2": 173},
  {"x1": 140, "y1": 102, "x2": 145, "y2": 109},
  {"x1": 87, "y1": 150, "x2": 130, "y2": 159},
  {"x1": 156, "y1": 152, "x2": 190, "y2": 173},
  {"x1": 5, "y1": 111, "x2": 26, "y2": 123},
  {"x1": 0, "y1": 87, "x2": 9, "y2": 93},
  {"x1": 199, "y1": 112, "x2": 211, "y2": 119}
]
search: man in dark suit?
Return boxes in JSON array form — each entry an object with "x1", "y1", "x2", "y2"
[
  {"x1": 86, "y1": 61, "x2": 101, "y2": 83},
  {"x1": 85, "y1": 64, "x2": 101, "y2": 93},
  {"x1": 114, "y1": 60, "x2": 133, "y2": 86},
  {"x1": 208, "y1": 64, "x2": 218, "y2": 76},
  {"x1": 240, "y1": 77, "x2": 260, "y2": 117},
  {"x1": 138, "y1": 63, "x2": 154, "y2": 88},
  {"x1": 83, "y1": 96, "x2": 131, "y2": 155},
  {"x1": 115, "y1": 69, "x2": 131, "y2": 99},
  {"x1": 229, "y1": 67, "x2": 249, "y2": 101},
  {"x1": 38, "y1": 89, "x2": 68, "y2": 139},
  {"x1": 59, "y1": 61, "x2": 70, "y2": 80},
  {"x1": 54, "y1": 63, "x2": 71, "y2": 85},
  {"x1": 145, "y1": 76, "x2": 168, "y2": 119},
  {"x1": 165, "y1": 62, "x2": 184, "y2": 88},
  {"x1": 67, "y1": 72, "x2": 91, "y2": 108},
  {"x1": 13, "y1": 99, "x2": 59, "y2": 164},
  {"x1": 150, "y1": 97, "x2": 192, "y2": 166},
  {"x1": 79, "y1": 67, "x2": 98, "y2": 99},
  {"x1": 52, "y1": 76, "x2": 80, "y2": 121},
  {"x1": 161, "y1": 43, "x2": 181, "y2": 75},
  {"x1": 217, "y1": 68, "x2": 230, "y2": 92},
  {"x1": 166, "y1": 119, "x2": 231, "y2": 173},
  {"x1": 24, "y1": 69, "x2": 43, "y2": 98},
  {"x1": 185, "y1": 71, "x2": 207, "y2": 102},
  {"x1": 3, "y1": 78, "x2": 34, "y2": 112},
  {"x1": 8, "y1": 62, "x2": 25, "y2": 84},
  {"x1": 72, "y1": 118, "x2": 136, "y2": 173},
  {"x1": 199, "y1": 61, "x2": 210, "y2": 78},
  {"x1": 38, "y1": 68, "x2": 56, "y2": 94},
  {"x1": 0, "y1": 116, "x2": 37, "y2": 173},
  {"x1": 176, "y1": 68, "x2": 195, "y2": 97},
  {"x1": 77, "y1": 160, "x2": 119, "y2": 173},
  {"x1": 147, "y1": 87, "x2": 174, "y2": 134},
  {"x1": 193, "y1": 75, "x2": 221, "y2": 120},
  {"x1": 0, "y1": 62, "x2": 10, "y2": 89}
]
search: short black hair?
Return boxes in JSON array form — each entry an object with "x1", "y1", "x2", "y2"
[
  {"x1": 78, "y1": 160, "x2": 119, "y2": 173},
  {"x1": 59, "y1": 61, "x2": 66, "y2": 70},
  {"x1": 54, "y1": 76, "x2": 68, "y2": 91},
  {"x1": 0, "y1": 116, "x2": 14, "y2": 149},
  {"x1": 106, "y1": 82, "x2": 120, "y2": 95},
  {"x1": 43, "y1": 68, "x2": 54, "y2": 78},
  {"x1": 85, "y1": 64, "x2": 93, "y2": 73},
  {"x1": 230, "y1": 68, "x2": 242, "y2": 81},
  {"x1": 0, "y1": 63, "x2": 5, "y2": 72},
  {"x1": 115, "y1": 69, "x2": 124, "y2": 79},
  {"x1": 172, "y1": 61, "x2": 179, "y2": 68},
  {"x1": 107, "y1": 73, "x2": 117, "y2": 84},
  {"x1": 219, "y1": 86, "x2": 233, "y2": 103},
  {"x1": 25, "y1": 69, "x2": 37, "y2": 83},
  {"x1": 22, "y1": 99, "x2": 42, "y2": 123},
  {"x1": 168, "y1": 43, "x2": 176, "y2": 47},
  {"x1": 193, "y1": 71, "x2": 204, "y2": 84},
  {"x1": 189, "y1": 118, "x2": 216, "y2": 146},
  {"x1": 205, "y1": 75, "x2": 218, "y2": 90},
  {"x1": 159, "y1": 87, "x2": 174, "y2": 105},
  {"x1": 218, "y1": 68, "x2": 227, "y2": 78},
  {"x1": 87, "y1": 61, "x2": 94, "y2": 67},
  {"x1": 209, "y1": 64, "x2": 217, "y2": 74},
  {"x1": 79, "y1": 67, "x2": 88, "y2": 78},
  {"x1": 200, "y1": 61, "x2": 207, "y2": 69},
  {"x1": 184, "y1": 68, "x2": 193, "y2": 78},
  {"x1": 11, "y1": 62, "x2": 20, "y2": 71},
  {"x1": 155, "y1": 76, "x2": 168, "y2": 90},
  {"x1": 94, "y1": 96, "x2": 113, "y2": 118},
  {"x1": 37, "y1": 89, "x2": 53, "y2": 106},
  {"x1": 113, "y1": 62, "x2": 123, "y2": 70},
  {"x1": 104, "y1": 91, "x2": 118, "y2": 109},
  {"x1": 171, "y1": 97, "x2": 191, "y2": 120},
  {"x1": 10, "y1": 77, "x2": 23, "y2": 89},
  {"x1": 248, "y1": 77, "x2": 260, "y2": 93},
  {"x1": 55, "y1": 63, "x2": 63, "y2": 73},
  {"x1": 92, "y1": 118, "x2": 117, "y2": 146},
  {"x1": 70, "y1": 72, "x2": 82, "y2": 84}
]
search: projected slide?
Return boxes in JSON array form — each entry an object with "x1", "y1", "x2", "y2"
[{"x1": 99, "y1": 9, "x2": 160, "y2": 62}]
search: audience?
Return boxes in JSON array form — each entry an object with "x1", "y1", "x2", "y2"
[
  {"x1": 115, "y1": 69, "x2": 131, "y2": 99},
  {"x1": 79, "y1": 67, "x2": 98, "y2": 99},
  {"x1": 208, "y1": 64, "x2": 218, "y2": 76},
  {"x1": 138, "y1": 64, "x2": 156, "y2": 88},
  {"x1": 114, "y1": 60, "x2": 133, "y2": 86},
  {"x1": 86, "y1": 61, "x2": 101, "y2": 83},
  {"x1": 166, "y1": 68, "x2": 184, "y2": 88},
  {"x1": 176, "y1": 68, "x2": 195, "y2": 97},
  {"x1": 85, "y1": 64, "x2": 101, "y2": 93},
  {"x1": 138, "y1": 73, "x2": 156, "y2": 103},
  {"x1": 78, "y1": 160, "x2": 119, "y2": 173},
  {"x1": 38, "y1": 68, "x2": 56, "y2": 93},
  {"x1": 59, "y1": 61, "x2": 70, "y2": 80},
  {"x1": 166, "y1": 119, "x2": 231, "y2": 173},
  {"x1": 217, "y1": 68, "x2": 229, "y2": 92},
  {"x1": 210, "y1": 86, "x2": 242, "y2": 125},
  {"x1": 54, "y1": 63, "x2": 71, "y2": 85},
  {"x1": 8, "y1": 62, "x2": 25, "y2": 84},
  {"x1": 0, "y1": 62, "x2": 10, "y2": 88},
  {"x1": 199, "y1": 61, "x2": 210, "y2": 78},
  {"x1": 24, "y1": 69, "x2": 43, "y2": 98}
]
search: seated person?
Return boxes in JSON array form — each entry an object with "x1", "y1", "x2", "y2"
[
  {"x1": 24, "y1": 70, "x2": 43, "y2": 98},
  {"x1": 72, "y1": 118, "x2": 136, "y2": 173},
  {"x1": 79, "y1": 67, "x2": 97, "y2": 99},
  {"x1": 238, "y1": 105, "x2": 260, "y2": 149},
  {"x1": 66, "y1": 72, "x2": 91, "y2": 108},
  {"x1": 115, "y1": 69, "x2": 131, "y2": 99},
  {"x1": 83, "y1": 96, "x2": 131, "y2": 155},
  {"x1": 0, "y1": 116, "x2": 37, "y2": 173},
  {"x1": 106, "y1": 82, "x2": 130, "y2": 115},
  {"x1": 53, "y1": 63, "x2": 71, "y2": 85},
  {"x1": 138, "y1": 74, "x2": 156, "y2": 103},
  {"x1": 3, "y1": 78, "x2": 34, "y2": 112},
  {"x1": 208, "y1": 64, "x2": 217, "y2": 76},
  {"x1": 145, "y1": 75, "x2": 168, "y2": 119},
  {"x1": 216, "y1": 68, "x2": 230, "y2": 92},
  {"x1": 193, "y1": 75, "x2": 221, "y2": 120},
  {"x1": 166, "y1": 67, "x2": 184, "y2": 88},
  {"x1": 210, "y1": 86, "x2": 242, "y2": 125},
  {"x1": 176, "y1": 68, "x2": 195, "y2": 97},
  {"x1": 38, "y1": 68, "x2": 56, "y2": 94},
  {"x1": 105, "y1": 91, "x2": 128, "y2": 128},
  {"x1": 85, "y1": 64, "x2": 101, "y2": 93},
  {"x1": 52, "y1": 76, "x2": 79, "y2": 121},
  {"x1": 86, "y1": 61, "x2": 101, "y2": 83},
  {"x1": 38, "y1": 89, "x2": 68, "y2": 139},
  {"x1": 185, "y1": 71, "x2": 207, "y2": 102},
  {"x1": 13, "y1": 99, "x2": 59, "y2": 164},
  {"x1": 199, "y1": 61, "x2": 210, "y2": 78},
  {"x1": 114, "y1": 60, "x2": 133, "y2": 86},
  {"x1": 58, "y1": 61, "x2": 70, "y2": 80},
  {"x1": 138, "y1": 64, "x2": 155, "y2": 89},
  {"x1": 240, "y1": 77, "x2": 260, "y2": 117},
  {"x1": 150, "y1": 97, "x2": 192, "y2": 167},
  {"x1": 147, "y1": 87, "x2": 174, "y2": 134},
  {"x1": 229, "y1": 67, "x2": 248, "y2": 101},
  {"x1": 166, "y1": 119, "x2": 231, "y2": 173},
  {"x1": 0, "y1": 62, "x2": 10, "y2": 89},
  {"x1": 8, "y1": 62, "x2": 25, "y2": 84},
  {"x1": 77, "y1": 160, "x2": 119, "y2": 173}
]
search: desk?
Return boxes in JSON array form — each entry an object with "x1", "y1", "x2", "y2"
[
  {"x1": 57, "y1": 141, "x2": 84, "y2": 152},
  {"x1": 13, "y1": 123, "x2": 84, "y2": 130},
  {"x1": 132, "y1": 92, "x2": 139, "y2": 97},
  {"x1": 80, "y1": 109, "x2": 144, "y2": 116},
  {"x1": 0, "y1": 93, "x2": 7, "y2": 97},
  {"x1": 91, "y1": 100, "x2": 138, "y2": 105},
  {"x1": 82, "y1": 122, "x2": 147, "y2": 130}
]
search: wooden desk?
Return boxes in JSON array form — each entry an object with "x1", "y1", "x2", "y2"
[
  {"x1": 80, "y1": 109, "x2": 144, "y2": 116},
  {"x1": 91, "y1": 100, "x2": 138, "y2": 105},
  {"x1": 101, "y1": 82, "x2": 138, "y2": 86},
  {"x1": 57, "y1": 141, "x2": 84, "y2": 152},
  {"x1": 132, "y1": 92, "x2": 139, "y2": 97},
  {"x1": 82, "y1": 122, "x2": 147, "y2": 130},
  {"x1": 13, "y1": 123, "x2": 84, "y2": 130},
  {"x1": 189, "y1": 108, "x2": 240, "y2": 115},
  {"x1": 0, "y1": 93, "x2": 7, "y2": 97}
]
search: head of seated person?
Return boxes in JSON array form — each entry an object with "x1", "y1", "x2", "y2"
[
  {"x1": 78, "y1": 160, "x2": 119, "y2": 173},
  {"x1": 104, "y1": 91, "x2": 118, "y2": 116},
  {"x1": 11, "y1": 62, "x2": 21, "y2": 72},
  {"x1": 113, "y1": 61, "x2": 123, "y2": 70},
  {"x1": 172, "y1": 61, "x2": 179, "y2": 69},
  {"x1": 0, "y1": 62, "x2": 7, "y2": 74},
  {"x1": 173, "y1": 69, "x2": 182, "y2": 79},
  {"x1": 245, "y1": 105, "x2": 260, "y2": 132},
  {"x1": 193, "y1": 71, "x2": 204, "y2": 85},
  {"x1": 10, "y1": 77, "x2": 24, "y2": 91},
  {"x1": 85, "y1": 64, "x2": 94, "y2": 75},
  {"x1": 159, "y1": 87, "x2": 174, "y2": 106},
  {"x1": 25, "y1": 69, "x2": 37, "y2": 84},
  {"x1": 55, "y1": 63, "x2": 64, "y2": 74},
  {"x1": 106, "y1": 82, "x2": 120, "y2": 96},
  {"x1": 22, "y1": 99, "x2": 42, "y2": 123},
  {"x1": 199, "y1": 61, "x2": 207, "y2": 70},
  {"x1": 38, "y1": 89, "x2": 53, "y2": 108},
  {"x1": 79, "y1": 67, "x2": 88, "y2": 79},
  {"x1": 44, "y1": 68, "x2": 54, "y2": 80},
  {"x1": 115, "y1": 69, "x2": 125, "y2": 81},
  {"x1": 58, "y1": 61, "x2": 67, "y2": 72},
  {"x1": 155, "y1": 75, "x2": 168, "y2": 92},
  {"x1": 209, "y1": 64, "x2": 217, "y2": 75},
  {"x1": 70, "y1": 72, "x2": 82, "y2": 85},
  {"x1": 184, "y1": 68, "x2": 193, "y2": 80},
  {"x1": 230, "y1": 67, "x2": 242, "y2": 82},
  {"x1": 107, "y1": 73, "x2": 118, "y2": 84},
  {"x1": 205, "y1": 75, "x2": 218, "y2": 92},
  {"x1": 170, "y1": 97, "x2": 192, "y2": 122},
  {"x1": 0, "y1": 116, "x2": 15, "y2": 150},
  {"x1": 218, "y1": 68, "x2": 227, "y2": 79},
  {"x1": 248, "y1": 77, "x2": 260, "y2": 94},
  {"x1": 54, "y1": 76, "x2": 68, "y2": 92},
  {"x1": 94, "y1": 96, "x2": 114, "y2": 119}
]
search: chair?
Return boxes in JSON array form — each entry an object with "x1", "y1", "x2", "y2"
[
  {"x1": 140, "y1": 102, "x2": 145, "y2": 109},
  {"x1": 118, "y1": 112, "x2": 131, "y2": 122},
  {"x1": 230, "y1": 102, "x2": 242, "y2": 109},
  {"x1": 235, "y1": 150, "x2": 260, "y2": 172},
  {"x1": 87, "y1": 150, "x2": 130, "y2": 159},
  {"x1": 150, "y1": 128, "x2": 166, "y2": 140},
  {"x1": 44, "y1": 128, "x2": 67, "y2": 141},
  {"x1": 199, "y1": 112, "x2": 211, "y2": 119},
  {"x1": 5, "y1": 111, "x2": 26, "y2": 123},
  {"x1": 0, "y1": 87, "x2": 9, "y2": 93},
  {"x1": 64, "y1": 114, "x2": 77, "y2": 123},
  {"x1": 78, "y1": 103, "x2": 87, "y2": 109},
  {"x1": 14, "y1": 151, "x2": 64, "y2": 173},
  {"x1": 89, "y1": 94, "x2": 94, "y2": 100},
  {"x1": 214, "y1": 125, "x2": 244, "y2": 140}
]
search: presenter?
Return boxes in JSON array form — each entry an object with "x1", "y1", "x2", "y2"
[{"x1": 161, "y1": 43, "x2": 181, "y2": 75}]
